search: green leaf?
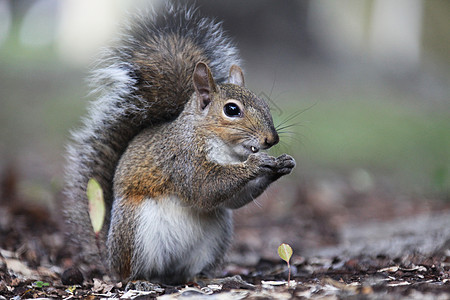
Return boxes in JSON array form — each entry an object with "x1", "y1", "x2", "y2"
[
  {"x1": 278, "y1": 243, "x2": 293, "y2": 264},
  {"x1": 87, "y1": 178, "x2": 105, "y2": 234},
  {"x1": 33, "y1": 281, "x2": 50, "y2": 288}
]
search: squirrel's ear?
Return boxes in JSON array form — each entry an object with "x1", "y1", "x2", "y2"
[
  {"x1": 193, "y1": 62, "x2": 217, "y2": 110},
  {"x1": 228, "y1": 65, "x2": 245, "y2": 87}
]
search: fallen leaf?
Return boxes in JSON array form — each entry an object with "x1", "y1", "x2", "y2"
[
  {"x1": 387, "y1": 281, "x2": 411, "y2": 287},
  {"x1": 87, "y1": 178, "x2": 105, "y2": 234},
  {"x1": 5, "y1": 258, "x2": 35, "y2": 277},
  {"x1": 92, "y1": 278, "x2": 114, "y2": 294},
  {"x1": 399, "y1": 265, "x2": 427, "y2": 272},
  {"x1": 377, "y1": 266, "x2": 399, "y2": 273}
]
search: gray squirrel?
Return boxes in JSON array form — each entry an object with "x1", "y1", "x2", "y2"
[{"x1": 64, "y1": 5, "x2": 295, "y2": 285}]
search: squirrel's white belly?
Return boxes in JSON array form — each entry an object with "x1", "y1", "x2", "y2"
[{"x1": 134, "y1": 196, "x2": 232, "y2": 282}]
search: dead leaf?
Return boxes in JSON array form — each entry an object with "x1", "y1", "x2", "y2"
[
  {"x1": 5, "y1": 257, "x2": 34, "y2": 277},
  {"x1": 399, "y1": 265, "x2": 427, "y2": 272},
  {"x1": 377, "y1": 266, "x2": 399, "y2": 273},
  {"x1": 92, "y1": 278, "x2": 114, "y2": 294},
  {"x1": 387, "y1": 281, "x2": 411, "y2": 287},
  {"x1": 323, "y1": 277, "x2": 358, "y2": 292}
]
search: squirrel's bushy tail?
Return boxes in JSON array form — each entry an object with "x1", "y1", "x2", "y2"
[{"x1": 63, "y1": 4, "x2": 240, "y2": 265}]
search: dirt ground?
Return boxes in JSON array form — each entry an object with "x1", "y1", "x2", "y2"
[{"x1": 0, "y1": 168, "x2": 449, "y2": 299}]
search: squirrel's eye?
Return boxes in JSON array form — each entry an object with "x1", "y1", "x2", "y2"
[{"x1": 224, "y1": 103, "x2": 241, "y2": 117}]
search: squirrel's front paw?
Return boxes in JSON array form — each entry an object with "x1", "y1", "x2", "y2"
[
  {"x1": 272, "y1": 154, "x2": 296, "y2": 178},
  {"x1": 247, "y1": 152, "x2": 277, "y2": 175},
  {"x1": 247, "y1": 152, "x2": 295, "y2": 179}
]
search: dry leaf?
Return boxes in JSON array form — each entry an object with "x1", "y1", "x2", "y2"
[{"x1": 87, "y1": 178, "x2": 105, "y2": 234}]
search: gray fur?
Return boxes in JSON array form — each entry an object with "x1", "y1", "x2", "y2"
[{"x1": 63, "y1": 4, "x2": 241, "y2": 269}]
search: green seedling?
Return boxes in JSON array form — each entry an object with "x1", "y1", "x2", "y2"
[
  {"x1": 278, "y1": 243, "x2": 293, "y2": 287},
  {"x1": 32, "y1": 281, "x2": 50, "y2": 288}
]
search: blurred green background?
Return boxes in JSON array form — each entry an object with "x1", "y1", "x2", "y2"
[{"x1": 0, "y1": 0, "x2": 449, "y2": 209}]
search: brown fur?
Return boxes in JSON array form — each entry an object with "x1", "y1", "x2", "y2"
[
  {"x1": 65, "y1": 5, "x2": 294, "y2": 284},
  {"x1": 108, "y1": 62, "x2": 295, "y2": 283}
]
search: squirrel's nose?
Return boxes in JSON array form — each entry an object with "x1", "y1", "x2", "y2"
[{"x1": 263, "y1": 132, "x2": 279, "y2": 149}]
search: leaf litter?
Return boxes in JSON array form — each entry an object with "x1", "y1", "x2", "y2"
[{"x1": 0, "y1": 171, "x2": 449, "y2": 298}]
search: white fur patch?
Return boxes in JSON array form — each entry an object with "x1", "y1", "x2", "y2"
[
  {"x1": 134, "y1": 196, "x2": 230, "y2": 280},
  {"x1": 206, "y1": 138, "x2": 242, "y2": 165}
]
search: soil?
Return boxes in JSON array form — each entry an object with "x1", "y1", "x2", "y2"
[{"x1": 0, "y1": 168, "x2": 449, "y2": 299}]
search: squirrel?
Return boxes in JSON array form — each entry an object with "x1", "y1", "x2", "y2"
[{"x1": 64, "y1": 5, "x2": 295, "y2": 285}]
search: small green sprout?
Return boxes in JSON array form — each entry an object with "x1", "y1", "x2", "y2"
[
  {"x1": 32, "y1": 281, "x2": 50, "y2": 288},
  {"x1": 278, "y1": 243, "x2": 293, "y2": 287}
]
